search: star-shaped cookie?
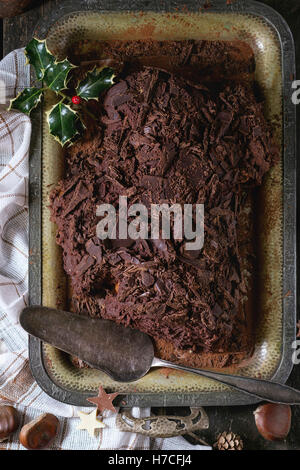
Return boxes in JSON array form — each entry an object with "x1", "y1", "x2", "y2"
[
  {"x1": 77, "y1": 408, "x2": 106, "y2": 437},
  {"x1": 87, "y1": 386, "x2": 119, "y2": 413}
]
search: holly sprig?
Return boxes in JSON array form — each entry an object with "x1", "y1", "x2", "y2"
[{"x1": 8, "y1": 38, "x2": 115, "y2": 147}]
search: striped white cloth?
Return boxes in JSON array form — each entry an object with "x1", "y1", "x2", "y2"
[{"x1": 0, "y1": 49, "x2": 210, "y2": 450}]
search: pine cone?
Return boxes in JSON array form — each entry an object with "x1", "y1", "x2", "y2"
[{"x1": 214, "y1": 431, "x2": 243, "y2": 450}]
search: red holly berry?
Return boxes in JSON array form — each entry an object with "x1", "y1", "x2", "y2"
[{"x1": 72, "y1": 95, "x2": 81, "y2": 105}]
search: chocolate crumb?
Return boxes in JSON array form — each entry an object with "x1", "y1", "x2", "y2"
[{"x1": 50, "y1": 40, "x2": 279, "y2": 367}]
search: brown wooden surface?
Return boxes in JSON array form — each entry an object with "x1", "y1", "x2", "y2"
[
  {"x1": 0, "y1": 0, "x2": 299, "y2": 451},
  {"x1": 1, "y1": 1, "x2": 57, "y2": 56}
]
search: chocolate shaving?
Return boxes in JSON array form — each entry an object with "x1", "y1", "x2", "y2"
[{"x1": 50, "y1": 44, "x2": 278, "y2": 358}]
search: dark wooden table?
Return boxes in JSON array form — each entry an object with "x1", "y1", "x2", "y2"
[{"x1": 0, "y1": 0, "x2": 299, "y2": 450}]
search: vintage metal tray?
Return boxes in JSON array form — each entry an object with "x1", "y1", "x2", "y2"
[{"x1": 28, "y1": 0, "x2": 296, "y2": 407}]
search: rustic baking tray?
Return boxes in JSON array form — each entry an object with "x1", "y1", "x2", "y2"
[{"x1": 28, "y1": 0, "x2": 296, "y2": 407}]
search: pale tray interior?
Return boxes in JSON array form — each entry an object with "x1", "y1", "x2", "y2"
[{"x1": 41, "y1": 11, "x2": 283, "y2": 394}]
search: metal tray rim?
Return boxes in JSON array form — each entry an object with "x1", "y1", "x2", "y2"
[{"x1": 28, "y1": 0, "x2": 297, "y2": 407}]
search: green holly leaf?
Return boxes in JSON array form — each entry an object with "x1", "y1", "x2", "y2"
[
  {"x1": 25, "y1": 38, "x2": 55, "y2": 80},
  {"x1": 47, "y1": 102, "x2": 83, "y2": 147},
  {"x1": 44, "y1": 59, "x2": 76, "y2": 93},
  {"x1": 76, "y1": 67, "x2": 115, "y2": 101},
  {"x1": 8, "y1": 87, "x2": 43, "y2": 115}
]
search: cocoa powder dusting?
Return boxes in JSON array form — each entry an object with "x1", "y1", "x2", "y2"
[{"x1": 50, "y1": 40, "x2": 279, "y2": 368}]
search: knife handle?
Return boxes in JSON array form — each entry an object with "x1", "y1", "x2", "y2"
[{"x1": 153, "y1": 358, "x2": 299, "y2": 404}]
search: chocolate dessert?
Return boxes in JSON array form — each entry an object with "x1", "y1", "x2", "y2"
[{"x1": 50, "y1": 40, "x2": 279, "y2": 368}]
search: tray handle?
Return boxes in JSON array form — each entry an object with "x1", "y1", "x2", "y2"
[{"x1": 116, "y1": 407, "x2": 209, "y2": 438}]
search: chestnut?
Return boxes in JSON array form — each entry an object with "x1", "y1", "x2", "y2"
[
  {"x1": 19, "y1": 413, "x2": 59, "y2": 450},
  {"x1": 0, "y1": 405, "x2": 19, "y2": 441},
  {"x1": 254, "y1": 403, "x2": 291, "y2": 441}
]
